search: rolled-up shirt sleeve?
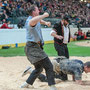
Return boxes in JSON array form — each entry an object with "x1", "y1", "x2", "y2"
[
  {"x1": 50, "y1": 30, "x2": 56, "y2": 35},
  {"x1": 50, "y1": 23, "x2": 59, "y2": 35}
]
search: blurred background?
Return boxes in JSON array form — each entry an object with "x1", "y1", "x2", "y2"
[{"x1": 0, "y1": 0, "x2": 90, "y2": 56}]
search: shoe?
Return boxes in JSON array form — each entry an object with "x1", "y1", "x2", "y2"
[
  {"x1": 22, "y1": 66, "x2": 31, "y2": 77},
  {"x1": 50, "y1": 85, "x2": 57, "y2": 90},
  {"x1": 20, "y1": 82, "x2": 29, "y2": 88},
  {"x1": 20, "y1": 82, "x2": 34, "y2": 88}
]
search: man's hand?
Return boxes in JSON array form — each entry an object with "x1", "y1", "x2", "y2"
[
  {"x1": 43, "y1": 12, "x2": 49, "y2": 18},
  {"x1": 56, "y1": 35, "x2": 63, "y2": 40},
  {"x1": 45, "y1": 22, "x2": 51, "y2": 27},
  {"x1": 76, "y1": 80, "x2": 84, "y2": 85}
]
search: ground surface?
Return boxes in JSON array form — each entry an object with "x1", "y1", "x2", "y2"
[
  {"x1": 75, "y1": 41, "x2": 90, "y2": 47},
  {"x1": 0, "y1": 56, "x2": 90, "y2": 90}
]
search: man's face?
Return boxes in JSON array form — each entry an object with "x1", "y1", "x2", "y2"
[
  {"x1": 63, "y1": 20, "x2": 69, "y2": 26},
  {"x1": 33, "y1": 7, "x2": 39, "y2": 16},
  {"x1": 84, "y1": 66, "x2": 90, "y2": 73}
]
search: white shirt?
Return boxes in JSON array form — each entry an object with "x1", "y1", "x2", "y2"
[
  {"x1": 50, "y1": 21, "x2": 70, "y2": 44},
  {"x1": 63, "y1": 25, "x2": 69, "y2": 44}
]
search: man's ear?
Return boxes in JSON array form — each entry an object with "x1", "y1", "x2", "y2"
[{"x1": 84, "y1": 66, "x2": 88, "y2": 71}]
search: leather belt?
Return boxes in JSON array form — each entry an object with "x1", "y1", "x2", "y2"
[{"x1": 28, "y1": 41, "x2": 41, "y2": 45}]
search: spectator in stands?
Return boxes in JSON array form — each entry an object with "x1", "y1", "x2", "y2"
[
  {"x1": 0, "y1": 0, "x2": 90, "y2": 27},
  {"x1": 0, "y1": 20, "x2": 13, "y2": 29},
  {"x1": 80, "y1": 30, "x2": 84, "y2": 40},
  {"x1": 1, "y1": 10, "x2": 8, "y2": 21},
  {"x1": 77, "y1": 29, "x2": 84, "y2": 40},
  {"x1": 86, "y1": 30, "x2": 90, "y2": 40},
  {"x1": 74, "y1": 31, "x2": 78, "y2": 40},
  {"x1": 83, "y1": 32, "x2": 87, "y2": 40},
  {"x1": 74, "y1": 31, "x2": 80, "y2": 41}
]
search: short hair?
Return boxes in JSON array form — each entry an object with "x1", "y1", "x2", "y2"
[
  {"x1": 28, "y1": 5, "x2": 37, "y2": 15},
  {"x1": 84, "y1": 62, "x2": 90, "y2": 68}
]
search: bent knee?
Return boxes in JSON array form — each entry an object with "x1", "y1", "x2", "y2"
[{"x1": 35, "y1": 68, "x2": 43, "y2": 73}]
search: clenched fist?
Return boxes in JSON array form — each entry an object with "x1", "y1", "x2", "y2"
[
  {"x1": 56, "y1": 35, "x2": 63, "y2": 40},
  {"x1": 45, "y1": 22, "x2": 51, "y2": 27},
  {"x1": 43, "y1": 12, "x2": 49, "y2": 18}
]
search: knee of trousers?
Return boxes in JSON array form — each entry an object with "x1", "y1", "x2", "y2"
[
  {"x1": 35, "y1": 68, "x2": 43, "y2": 74},
  {"x1": 47, "y1": 64, "x2": 53, "y2": 72}
]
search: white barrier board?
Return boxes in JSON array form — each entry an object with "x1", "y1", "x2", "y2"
[{"x1": 0, "y1": 28, "x2": 90, "y2": 45}]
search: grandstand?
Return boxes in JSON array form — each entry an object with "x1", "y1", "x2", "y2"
[
  {"x1": 0, "y1": 0, "x2": 90, "y2": 47},
  {"x1": 0, "y1": 0, "x2": 90, "y2": 28}
]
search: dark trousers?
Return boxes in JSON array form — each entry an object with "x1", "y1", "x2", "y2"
[
  {"x1": 54, "y1": 42, "x2": 69, "y2": 59},
  {"x1": 26, "y1": 57, "x2": 55, "y2": 86},
  {"x1": 37, "y1": 72, "x2": 67, "y2": 82},
  {"x1": 54, "y1": 42, "x2": 69, "y2": 80}
]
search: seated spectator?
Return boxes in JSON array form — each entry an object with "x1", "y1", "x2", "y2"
[
  {"x1": 77, "y1": 29, "x2": 84, "y2": 40},
  {"x1": 77, "y1": 30, "x2": 81, "y2": 40},
  {"x1": 1, "y1": 10, "x2": 8, "y2": 21},
  {"x1": 83, "y1": 32, "x2": 87, "y2": 40},
  {"x1": 74, "y1": 31, "x2": 78, "y2": 40},
  {"x1": 0, "y1": 20, "x2": 13, "y2": 29},
  {"x1": 86, "y1": 30, "x2": 90, "y2": 40},
  {"x1": 80, "y1": 30, "x2": 84, "y2": 40}
]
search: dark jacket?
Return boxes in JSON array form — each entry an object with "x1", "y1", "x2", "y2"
[{"x1": 53, "y1": 21, "x2": 70, "y2": 44}]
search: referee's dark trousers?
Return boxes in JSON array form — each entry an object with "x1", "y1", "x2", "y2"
[{"x1": 54, "y1": 42, "x2": 69, "y2": 59}]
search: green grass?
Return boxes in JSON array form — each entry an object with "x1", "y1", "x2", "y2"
[
  {"x1": 68, "y1": 41, "x2": 90, "y2": 56},
  {"x1": 44, "y1": 43, "x2": 57, "y2": 56},
  {"x1": 0, "y1": 47, "x2": 25, "y2": 57},
  {"x1": 0, "y1": 40, "x2": 90, "y2": 57}
]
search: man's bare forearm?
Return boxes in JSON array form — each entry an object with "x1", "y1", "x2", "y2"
[
  {"x1": 40, "y1": 20, "x2": 51, "y2": 27},
  {"x1": 40, "y1": 20, "x2": 47, "y2": 25},
  {"x1": 51, "y1": 31, "x2": 63, "y2": 40},
  {"x1": 29, "y1": 13, "x2": 49, "y2": 26},
  {"x1": 75, "y1": 80, "x2": 84, "y2": 85}
]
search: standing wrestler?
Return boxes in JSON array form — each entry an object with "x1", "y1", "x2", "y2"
[
  {"x1": 50, "y1": 16, "x2": 71, "y2": 81},
  {"x1": 20, "y1": 5, "x2": 57, "y2": 90}
]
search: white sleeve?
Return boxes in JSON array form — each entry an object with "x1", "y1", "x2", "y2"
[{"x1": 50, "y1": 30, "x2": 56, "y2": 35}]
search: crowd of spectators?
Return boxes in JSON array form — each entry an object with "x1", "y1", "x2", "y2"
[
  {"x1": 74, "y1": 29, "x2": 90, "y2": 40},
  {"x1": 0, "y1": 0, "x2": 90, "y2": 27}
]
